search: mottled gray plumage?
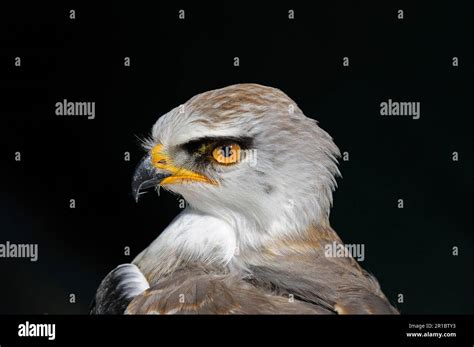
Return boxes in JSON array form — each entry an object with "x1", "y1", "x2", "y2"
[{"x1": 92, "y1": 84, "x2": 398, "y2": 315}]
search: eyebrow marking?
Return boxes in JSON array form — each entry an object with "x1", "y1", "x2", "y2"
[{"x1": 180, "y1": 136, "x2": 254, "y2": 153}]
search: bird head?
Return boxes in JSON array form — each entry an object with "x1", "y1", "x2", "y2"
[{"x1": 132, "y1": 84, "x2": 340, "y2": 240}]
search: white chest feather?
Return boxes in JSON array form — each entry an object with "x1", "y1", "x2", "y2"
[{"x1": 133, "y1": 208, "x2": 238, "y2": 277}]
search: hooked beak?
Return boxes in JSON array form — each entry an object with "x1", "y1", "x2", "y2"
[
  {"x1": 131, "y1": 154, "x2": 170, "y2": 202},
  {"x1": 132, "y1": 144, "x2": 216, "y2": 202}
]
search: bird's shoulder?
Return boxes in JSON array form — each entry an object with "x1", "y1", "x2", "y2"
[
  {"x1": 91, "y1": 264, "x2": 150, "y2": 314},
  {"x1": 245, "y1": 224, "x2": 399, "y2": 314},
  {"x1": 125, "y1": 267, "x2": 329, "y2": 314}
]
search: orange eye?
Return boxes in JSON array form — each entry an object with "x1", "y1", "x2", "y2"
[{"x1": 212, "y1": 144, "x2": 241, "y2": 165}]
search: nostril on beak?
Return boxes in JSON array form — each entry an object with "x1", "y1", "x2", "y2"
[{"x1": 153, "y1": 158, "x2": 167, "y2": 167}]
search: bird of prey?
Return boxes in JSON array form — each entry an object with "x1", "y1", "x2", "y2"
[{"x1": 91, "y1": 83, "x2": 398, "y2": 314}]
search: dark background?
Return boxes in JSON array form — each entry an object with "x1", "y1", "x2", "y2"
[{"x1": 0, "y1": 2, "x2": 471, "y2": 314}]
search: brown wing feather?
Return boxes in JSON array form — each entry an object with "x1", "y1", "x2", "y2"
[
  {"x1": 127, "y1": 224, "x2": 397, "y2": 315},
  {"x1": 250, "y1": 225, "x2": 399, "y2": 314},
  {"x1": 125, "y1": 268, "x2": 332, "y2": 314}
]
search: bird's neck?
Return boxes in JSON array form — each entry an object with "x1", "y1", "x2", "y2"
[{"x1": 133, "y1": 206, "x2": 332, "y2": 284}]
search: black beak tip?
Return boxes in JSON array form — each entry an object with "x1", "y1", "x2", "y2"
[
  {"x1": 133, "y1": 191, "x2": 140, "y2": 203},
  {"x1": 131, "y1": 154, "x2": 171, "y2": 203},
  {"x1": 131, "y1": 182, "x2": 141, "y2": 203},
  {"x1": 131, "y1": 180, "x2": 154, "y2": 203}
]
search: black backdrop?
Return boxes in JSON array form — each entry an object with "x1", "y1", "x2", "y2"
[{"x1": 0, "y1": 2, "x2": 471, "y2": 314}]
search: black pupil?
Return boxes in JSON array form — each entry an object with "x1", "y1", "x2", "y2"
[{"x1": 221, "y1": 146, "x2": 233, "y2": 157}]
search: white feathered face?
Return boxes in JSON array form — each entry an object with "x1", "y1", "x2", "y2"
[{"x1": 132, "y1": 84, "x2": 340, "y2": 232}]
